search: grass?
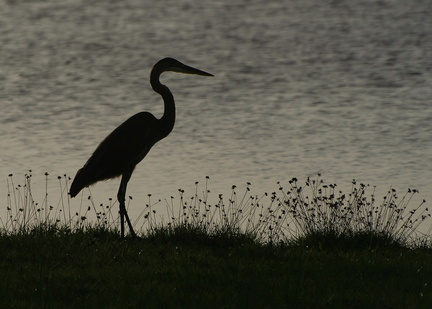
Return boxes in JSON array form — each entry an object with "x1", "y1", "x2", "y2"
[
  {"x1": 1, "y1": 226, "x2": 431, "y2": 308},
  {"x1": 1, "y1": 173, "x2": 432, "y2": 308}
]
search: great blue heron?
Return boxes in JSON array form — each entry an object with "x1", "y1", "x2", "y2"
[{"x1": 69, "y1": 58, "x2": 213, "y2": 237}]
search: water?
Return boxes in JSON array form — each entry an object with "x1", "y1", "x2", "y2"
[{"x1": 1, "y1": 0, "x2": 431, "y2": 229}]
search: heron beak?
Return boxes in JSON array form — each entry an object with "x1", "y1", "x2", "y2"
[{"x1": 178, "y1": 64, "x2": 214, "y2": 77}]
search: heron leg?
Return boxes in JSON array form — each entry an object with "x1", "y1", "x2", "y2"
[{"x1": 117, "y1": 170, "x2": 137, "y2": 238}]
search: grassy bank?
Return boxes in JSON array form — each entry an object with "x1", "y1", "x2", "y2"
[
  {"x1": 0, "y1": 226, "x2": 431, "y2": 308},
  {"x1": 1, "y1": 174, "x2": 432, "y2": 308}
]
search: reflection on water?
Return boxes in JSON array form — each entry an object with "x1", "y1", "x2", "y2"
[{"x1": 0, "y1": 0, "x2": 431, "y2": 226}]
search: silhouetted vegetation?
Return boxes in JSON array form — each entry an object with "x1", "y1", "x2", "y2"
[{"x1": 1, "y1": 173, "x2": 431, "y2": 308}]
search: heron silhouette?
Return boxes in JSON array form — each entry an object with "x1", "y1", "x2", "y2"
[{"x1": 69, "y1": 58, "x2": 213, "y2": 237}]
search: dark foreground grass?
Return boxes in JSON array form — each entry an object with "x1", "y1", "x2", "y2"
[
  {"x1": 1, "y1": 174, "x2": 432, "y2": 308},
  {"x1": 0, "y1": 227, "x2": 431, "y2": 309}
]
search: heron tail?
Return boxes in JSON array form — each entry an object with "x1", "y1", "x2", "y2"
[{"x1": 69, "y1": 168, "x2": 86, "y2": 197}]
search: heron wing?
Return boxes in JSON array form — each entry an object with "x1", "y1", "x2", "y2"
[{"x1": 70, "y1": 112, "x2": 161, "y2": 196}]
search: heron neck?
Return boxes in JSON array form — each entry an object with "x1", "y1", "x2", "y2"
[{"x1": 151, "y1": 73, "x2": 176, "y2": 137}]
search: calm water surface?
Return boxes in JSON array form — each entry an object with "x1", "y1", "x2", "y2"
[{"x1": 0, "y1": 0, "x2": 431, "y2": 225}]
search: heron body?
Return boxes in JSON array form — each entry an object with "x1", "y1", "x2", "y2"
[
  {"x1": 70, "y1": 112, "x2": 162, "y2": 192},
  {"x1": 69, "y1": 58, "x2": 213, "y2": 237}
]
